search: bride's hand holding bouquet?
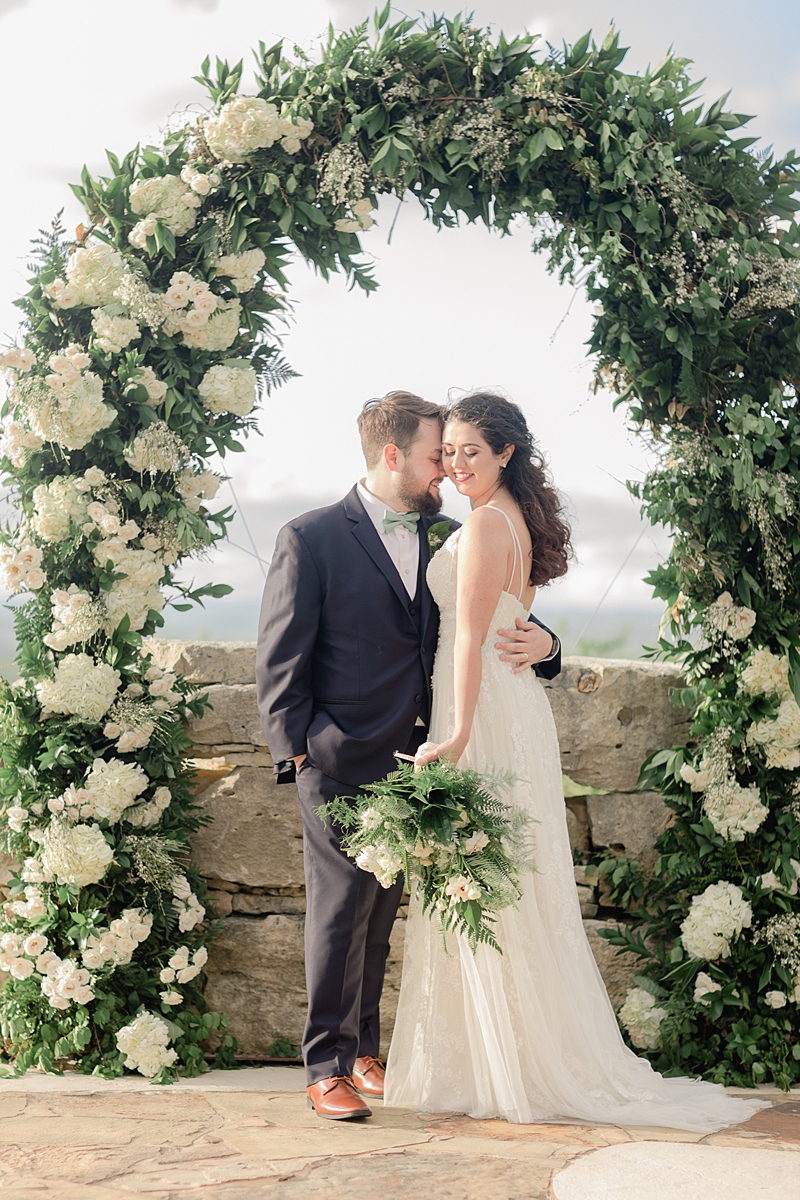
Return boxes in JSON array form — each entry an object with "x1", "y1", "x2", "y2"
[{"x1": 317, "y1": 755, "x2": 529, "y2": 953}]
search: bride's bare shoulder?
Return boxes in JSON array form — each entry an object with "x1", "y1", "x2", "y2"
[{"x1": 461, "y1": 505, "x2": 510, "y2": 536}]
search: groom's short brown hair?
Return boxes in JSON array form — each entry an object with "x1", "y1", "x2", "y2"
[{"x1": 358, "y1": 391, "x2": 444, "y2": 468}]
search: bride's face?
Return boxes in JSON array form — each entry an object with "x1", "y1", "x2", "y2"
[{"x1": 442, "y1": 419, "x2": 511, "y2": 502}]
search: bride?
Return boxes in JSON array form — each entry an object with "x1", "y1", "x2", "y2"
[{"x1": 384, "y1": 391, "x2": 764, "y2": 1132}]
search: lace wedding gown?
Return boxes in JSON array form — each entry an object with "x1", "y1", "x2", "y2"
[{"x1": 385, "y1": 514, "x2": 764, "y2": 1131}]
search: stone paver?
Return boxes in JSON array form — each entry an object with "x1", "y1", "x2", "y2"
[
  {"x1": 0, "y1": 1068, "x2": 796, "y2": 1199},
  {"x1": 551, "y1": 1141, "x2": 800, "y2": 1199}
]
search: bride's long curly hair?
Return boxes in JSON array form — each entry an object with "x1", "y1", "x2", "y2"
[{"x1": 446, "y1": 392, "x2": 573, "y2": 587}]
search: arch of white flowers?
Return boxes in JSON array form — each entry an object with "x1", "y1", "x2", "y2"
[{"x1": 0, "y1": 11, "x2": 799, "y2": 1086}]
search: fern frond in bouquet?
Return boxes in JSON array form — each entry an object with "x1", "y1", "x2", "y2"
[{"x1": 317, "y1": 758, "x2": 531, "y2": 953}]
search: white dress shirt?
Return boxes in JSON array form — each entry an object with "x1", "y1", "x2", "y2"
[{"x1": 357, "y1": 481, "x2": 419, "y2": 600}]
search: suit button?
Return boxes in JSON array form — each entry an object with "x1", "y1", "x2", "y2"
[
  {"x1": 409, "y1": 606, "x2": 416, "y2": 615},
  {"x1": 414, "y1": 694, "x2": 422, "y2": 704}
]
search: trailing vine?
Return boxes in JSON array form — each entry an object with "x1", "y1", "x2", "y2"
[{"x1": 0, "y1": 6, "x2": 798, "y2": 1085}]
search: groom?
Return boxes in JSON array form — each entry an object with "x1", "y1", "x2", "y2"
[{"x1": 256, "y1": 391, "x2": 561, "y2": 1119}]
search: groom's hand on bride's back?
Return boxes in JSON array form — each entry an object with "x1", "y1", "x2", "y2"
[{"x1": 495, "y1": 618, "x2": 559, "y2": 675}]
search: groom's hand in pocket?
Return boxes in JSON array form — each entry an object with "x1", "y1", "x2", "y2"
[{"x1": 495, "y1": 618, "x2": 555, "y2": 674}]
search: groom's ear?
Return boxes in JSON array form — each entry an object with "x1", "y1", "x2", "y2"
[{"x1": 384, "y1": 443, "x2": 402, "y2": 473}]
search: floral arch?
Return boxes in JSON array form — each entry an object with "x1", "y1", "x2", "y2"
[{"x1": 0, "y1": 8, "x2": 799, "y2": 1085}]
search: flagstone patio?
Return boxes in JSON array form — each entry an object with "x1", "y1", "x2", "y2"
[{"x1": 0, "y1": 1067, "x2": 797, "y2": 1198}]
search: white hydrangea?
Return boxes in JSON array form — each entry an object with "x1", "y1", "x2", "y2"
[
  {"x1": 740, "y1": 647, "x2": 792, "y2": 699},
  {"x1": 44, "y1": 585, "x2": 104, "y2": 652},
  {"x1": 81, "y1": 908, "x2": 152, "y2": 969},
  {"x1": 123, "y1": 365, "x2": 167, "y2": 406},
  {"x1": 702, "y1": 782, "x2": 769, "y2": 842},
  {"x1": 31, "y1": 475, "x2": 90, "y2": 542},
  {"x1": 181, "y1": 297, "x2": 241, "y2": 351},
  {"x1": 618, "y1": 986, "x2": 668, "y2": 1049},
  {"x1": 171, "y1": 875, "x2": 205, "y2": 932},
  {"x1": 204, "y1": 96, "x2": 313, "y2": 162},
  {"x1": 175, "y1": 468, "x2": 221, "y2": 514},
  {"x1": 0, "y1": 420, "x2": 44, "y2": 467},
  {"x1": 41, "y1": 822, "x2": 114, "y2": 888},
  {"x1": 27, "y1": 350, "x2": 114, "y2": 451},
  {"x1": 91, "y1": 309, "x2": 140, "y2": 355},
  {"x1": 129, "y1": 174, "x2": 202, "y2": 238},
  {"x1": 124, "y1": 421, "x2": 188, "y2": 475},
  {"x1": 39, "y1": 954, "x2": 94, "y2": 1009},
  {"x1": 197, "y1": 363, "x2": 256, "y2": 415},
  {"x1": 0, "y1": 541, "x2": 46, "y2": 593},
  {"x1": 747, "y1": 697, "x2": 800, "y2": 770},
  {"x1": 36, "y1": 653, "x2": 120, "y2": 722},
  {"x1": 680, "y1": 881, "x2": 753, "y2": 961},
  {"x1": 693, "y1": 971, "x2": 722, "y2": 1005},
  {"x1": 43, "y1": 243, "x2": 126, "y2": 309},
  {"x1": 92, "y1": 540, "x2": 165, "y2": 631},
  {"x1": 215, "y1": 248, "x2": 266, "y2": 292},
  {"x1": 83, "y1": 757, "x2": 149, "y2": 823},
  {"x1": 116, "y1": 1012, "x2": 178, "y2": 1077}
]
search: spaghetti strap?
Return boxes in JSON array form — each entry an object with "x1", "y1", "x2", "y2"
[{"x1": 484, "y1": 506, "x2": 525, "y2": 603}]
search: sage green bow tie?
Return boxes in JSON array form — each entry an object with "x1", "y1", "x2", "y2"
[{"x1": 382, "y1": 510, "x2": 420, "y2": 534}]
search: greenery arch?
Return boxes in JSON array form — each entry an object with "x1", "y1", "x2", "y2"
[{"x1": 1, "y1": 8, "x2": 799, "y2": 1086}]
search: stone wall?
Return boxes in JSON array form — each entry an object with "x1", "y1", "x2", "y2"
[{"x1": 148, "y1": 641, "x2": 693, "y2": 1058}]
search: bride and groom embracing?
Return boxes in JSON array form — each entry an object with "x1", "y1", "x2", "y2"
[{"x1": 256, "y1": 389, "x2": 762, "y2": 1132}]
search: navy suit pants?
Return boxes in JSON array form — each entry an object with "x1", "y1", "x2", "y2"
[{"x1": 295, "y1": 731, "x2": 425, "y2": 1085}]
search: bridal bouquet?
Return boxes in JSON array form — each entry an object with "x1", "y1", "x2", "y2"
[{"x1": 319, "y1": 758, "x2": 530, "y2": 953}]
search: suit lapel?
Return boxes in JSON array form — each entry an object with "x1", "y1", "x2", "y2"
[{"x1": 343, "y1": 486, "x2": 414, "y2": 618}]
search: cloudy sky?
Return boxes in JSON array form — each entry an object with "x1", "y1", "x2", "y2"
[{"x1": 1, "y1": 0, "x2": 798, "y2": 650}]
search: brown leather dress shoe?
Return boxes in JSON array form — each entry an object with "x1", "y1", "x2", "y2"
[
  {"x1": 306, "y1": 1076, "x2": 372, "y2": 1120},
  {"x1": 352, "y1": 1055, "x2": 385, "y2": 1098}
]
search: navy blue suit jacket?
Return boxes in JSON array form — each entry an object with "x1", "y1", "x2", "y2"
[{"x1": 256, "y1": 486, "x2": 560, "y2": 788}]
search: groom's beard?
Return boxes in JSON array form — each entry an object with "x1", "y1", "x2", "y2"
[{"x1": 397, "y1": 471, "x2": 443, "y2": 517}]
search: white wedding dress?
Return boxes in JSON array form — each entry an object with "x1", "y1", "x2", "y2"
[{"x1": 385, "y1": 514, "x2": 764, "y2": 1131}]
